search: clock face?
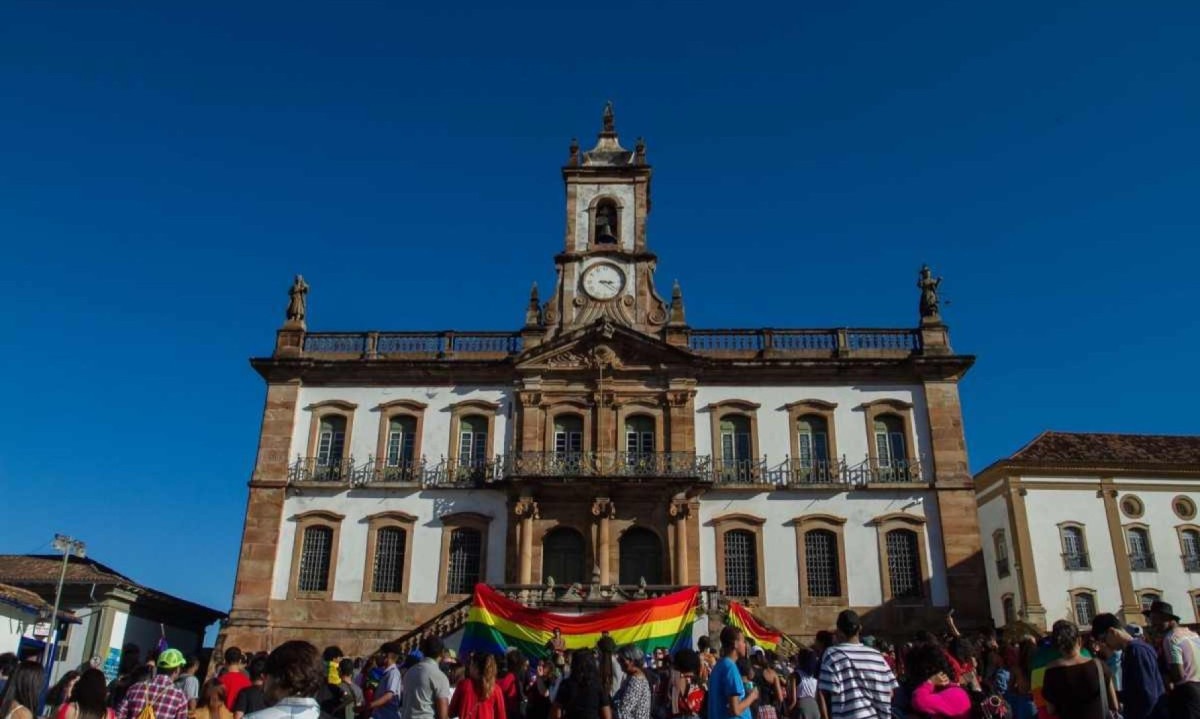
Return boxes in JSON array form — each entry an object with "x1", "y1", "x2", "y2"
[{"x1": 581, "y1": 263, "x2": 625, "y2": 300}]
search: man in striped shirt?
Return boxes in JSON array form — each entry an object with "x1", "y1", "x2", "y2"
[{"x1": 817, "y1": 610, "x2": 897, "y2": 719}]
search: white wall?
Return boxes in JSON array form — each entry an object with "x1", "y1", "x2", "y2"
[
  {"x1": 272, "y1": 489, "x2": 509, "y2": 603},
  {"x1": 291, "y1": 386, "x2": 512, "y2": 462},
  {"x1": 698, "y1": 489, "x2": 945, "y2": 607},
  {"x1": 1116, "y1": 484, "x2": 1200, "y2": 622},
  {"x1": 693, "y1": 385, "x2": 930, "y2": 468},
  {"x1": 0, "y1": 604, "x2": 35, "y2": 655},
  {"x1": 976, "y1": 493, "x2": 1019, "y2": 623}
]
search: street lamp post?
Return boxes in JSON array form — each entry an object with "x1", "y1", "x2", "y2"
[{"x1": 45, "y1": 534, "x2": 87, "y2": 670}]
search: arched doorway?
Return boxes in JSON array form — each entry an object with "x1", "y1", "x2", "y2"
[
  {"x1": 619, "y1": 527, "x2": 663, "y2": 585},
  {"x1": 542, "y1": 527, "x2": 585, "y2": 585}
]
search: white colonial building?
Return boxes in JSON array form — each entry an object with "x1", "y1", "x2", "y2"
[
  {"x1": 221, "y1": 106, "x2": 987, "y2": 656},
  {"x1": 976, "y1": 431, "x2": 1200, "y2": 630}
]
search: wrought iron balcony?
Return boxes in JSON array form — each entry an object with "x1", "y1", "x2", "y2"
[
  {"x1": 288, "y1": 457, "x2": 362, "y2": 484},
  {"x1": 502, "y1": 451, "x2": 709, "y2": 480},
  {"x1": 1183, "y1": 555, "x2": 1200, "y2": 573},
  {"x1": 1129, "y1": 552, "x2": 1157, "y2": 572},
  {"x1": 1063, "y1": 552, "x2": 1091, "y2": 571},
  {"x1": 714, "y1": 456, "x2": 926, "y2": 488}
]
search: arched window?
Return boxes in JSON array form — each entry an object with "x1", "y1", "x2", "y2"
[
  {"x1": 542, "y1": 528, "x2": 585, "y2": 585},
  {"x1": 384, "y1": 415, "x2": 417, "y2": 480},
  {"x1": 994, "y1": 530, "x2": 1010, "y2": 578},
  {"x1": 594, "y1": 199, "x2": 619, "y2": 245},
  {"x1": 1002, "y1": 594, "x2": 1016, "y2": 625},
  {"x1": 1140, "y1": 592, "x2": 1161, "y2": 613},
  {"x1": 873, "y1": 415, "x2": 907, "y2": 472},
  {"x1": 619, "y1": 527, "x2": 663, "y2": 585},
  {"x1": 1060, "y1": 525, "x2": 1090, "y2": 570},
  {"x1": 459, "y1": 415, "x2": 489, "y2": 468},
  {"x1": 372, "y1": 527, "x2": 407, "y2": 594},
  {"x1": 804, "y1": 529, "x2": 840, "y2": 598},
  {"x1": 446, "y1": 528, "x2": 483, "y2": 594},
  {"x1": 1072, "y1": 590, "x2": 1097, "y2": 625},
  {"x1": 553, "y1": 414, "x2": 584, "y2": 474},
  {"x1": 723, "y1": 529, "x2": 759, "y2": 598},
  {"x1": 298, "y1": 526, "x2": 333, "y2": 593},
  {"x1": 1127, "y1": 527, "x2": 1156, "y2": 571},
  {"x1": 720, "y1": 415, "x2": 753, "y2": 482},
  {"x1": 1181, "y1": 528, "x2": 1200, "y2": 572},
  {"x1": 796, "y1": 415, "x2": 830, "y2": 479},
  {"x1": 885, "y1": 529, "x2": 921, "y2": 599}
]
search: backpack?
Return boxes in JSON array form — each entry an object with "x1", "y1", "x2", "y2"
[
  {"x1": 136, "y1": 684, "x2": 169, "y2": 719},
  {"x1": 677, "y1": 675, "x2": 706, "y2": 716}
]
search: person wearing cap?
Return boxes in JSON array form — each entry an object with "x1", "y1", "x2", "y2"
[
  {"x1": 817, "y1": 610, "x2": 896, "y2": 719},
  {"x1": 1091, "y1": 613, "x2": 1166, "y2": 719},
  {"x1": 1144, "y1": 599, "x2": 1200, "y2": 716},
  {"x1": 116, "y1": 649, "x2": 189, "y2": 719},
  {"x1": 370, "y1": 643, "x2": 405, "y2": 719}
]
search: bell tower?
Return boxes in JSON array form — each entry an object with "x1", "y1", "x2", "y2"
[{"x1": 539, "y1": 103, "x2": 671, "y2": 337}]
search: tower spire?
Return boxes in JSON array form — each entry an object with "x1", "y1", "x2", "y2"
[
  {"x1": 525, "y1": 282, "x2": 542, "y2": 327},
  {"x1": 601, "y1": 100, "x2": 616, "y2": 135}
]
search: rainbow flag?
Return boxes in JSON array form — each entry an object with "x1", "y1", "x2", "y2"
[
  {"x1": 725, "y1": 601, "x2": 781, "y2": 652},
  {"x1": 459, "y1": 584, "x2": 700, "y2": 659}
]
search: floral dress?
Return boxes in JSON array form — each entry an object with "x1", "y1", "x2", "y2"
[{"x1": 614, "y1": 673, "x2": 651, "y2": 719}]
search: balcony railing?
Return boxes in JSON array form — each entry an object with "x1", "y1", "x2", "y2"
[
  {"x1": 288, "y1": 457, "x2": 362, "y2": 484},
  {"x1": 1063, "y1": 552, "x2": 1091, "y2": 571},
  {"x1": 1184, "y1": 555, "x2": 1200, "y2": 573},
  {"x1": 302, "y1": 331, "x2": 523, "y2": 359},
  {"x1": 687, "y1": 328, "x2": 921, "y2": 357},
  {"x1": 1129, "y1": 553, "x2": 1157, "y2": 572},
  {"x1": 711, "y1": 456, "x2": 927, "y2": 488},
  {"x1": 503, "y1": 452, "x2": 709, "y2": 479}
]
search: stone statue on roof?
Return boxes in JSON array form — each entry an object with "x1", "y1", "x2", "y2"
[
  {"x1": 285, "y1": 274, "x2": 309, "y2": 327},
  {"x1": 917, "y1": 265, "x2": 942, "y2": 319}
]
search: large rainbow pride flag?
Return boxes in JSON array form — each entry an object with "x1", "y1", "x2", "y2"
[
  {"x1": 459, "y1": 584, "x2": 701, "y2": 659},
  {"x1": 725, "y1": 601, "x2": 782, "y2": 652}
]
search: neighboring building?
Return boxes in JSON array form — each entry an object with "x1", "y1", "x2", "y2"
[
  {"x1": 0, "y1": 555, "x2": 224, "y2": 683},
  {"x1": 221, "y1": 105, "x2": 986, "y2": 656},
  {"x1": 0, "y1": 582, "x2": 77, "y2": 660},
  {"x1": 975, "y1": 431, "x2": 1200, "y2": 630}
]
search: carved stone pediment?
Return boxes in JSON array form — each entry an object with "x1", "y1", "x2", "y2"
[{"x1": 516, "y1": 319, "x2": 697, "y2": 372}]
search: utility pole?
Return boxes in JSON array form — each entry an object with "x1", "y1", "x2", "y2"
[{"x1": 45, "y1": 534, "x2": 87, "y2": 671}]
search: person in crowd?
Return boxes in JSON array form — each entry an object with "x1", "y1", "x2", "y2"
[
  {"x1": 613, "y1": 646, "x2": 650, "y2": 719},
  {"x1": 546, "y1": 631, "x2": 567, "y2": 663},
  {"x1": 47, "y1": 670, "x2": 82, "y2": 718},
  {"x1": 323, "y1": 649, "x2": 344, "y2": 688},
  {"x1": 708, "y1": 627, "x2": 757, "y2": 719},
  {"x1": 0, "y1": 654, "x2": 18, "y2": 698},
  {"x1": 1003, "y1": 637, "x2": 1038, "y2": 719},
  {"x1": 751, "y1": 652, "x2": 784, "y2": 719},
  {"x1": 497, "y1": 649, "x2": 527, "y2": 719},
  {"x1": 1, "y1": 661, "x2": 45, "y2": 719},
  {"x1": 219, "y1": 649, "x2": 251, "y2": 712},
  {"x1": 194, "y1": 681, "x2": 232, "y2": 719},
  {"x1": 108, "y1": 656, "x2": 144, "y2": 710},
  {"x1": 59, "y1": 668, "x2": 114, "y2": 719},
  {"x1": 786, "y1": 650, "x2": 820, "y2": 719},
  {"x1": 116, "y1": 649, "x2": 188, "y2": 719},
  {"x1": 597, "y1": 638, "x2": 621, "y2": 699},
  {"x1": 817, "y1": 610, "x2": 896, "y2": 719},
  {"x1": 369, "y1": 644, "x2": 404, "y2": 719},
  {"x1": 904, "y1": 643, "x2": 970, "y2": 719},
  {"x1": 1042, "y1": 620, "x2": 1117, "y2": 719},
  {"x1": 552, "y1": 651, "x2": 609, "y2": 719},
  {"x1": 525, "y1": 661, "x2": 554, "y2": 719},
  {"x1": 449, "y1": 653, "x2": 505, "y2": 719},
  {"x1": 1091, "y1": 613, "x2": 1166, "y2": 719},
  {"x1": 695, "y1": 639, "x2": 714, "y2": 683},
  {"x1": 338, "y1": 659, "x2": 365, "y2": 719},
  {"x1": 667, "y1": 649, "x2": 704, "y2": 719},
  {"x1": 233, "y1": 657, "x2": 269, "y2": 719},
  {"x1": 245, "y1": 641, "x2": 325, "y2": 719},
  {"x1": 1144, "y1": 599, "x2": 1200, "y2": 717},
  {"x1": 175, "y1": 656, "x2": 200, "y2": 712},
  {"x1": 400, "y1": 636, "x2": 450, "y2": 719}
]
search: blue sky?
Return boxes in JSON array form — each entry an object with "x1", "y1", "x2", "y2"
[{"x1": 1, "y1": 2, "x2": 1198, "y2": 636}]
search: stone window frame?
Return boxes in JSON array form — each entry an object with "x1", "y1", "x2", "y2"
[
  {"x1": 1119, "y1": 494, "x2": 1145, "y2": 519},
  {"x1": 587, "y1": 194, "x2": 625, "y2": 248},
  {"x1": 1123, "y1": 522, "x2": 1157, "y2": 571},
  {"x1": 615, "y1": 398, "x2": 666, "y2": 454},
  {"x1": 1176, "y1": 524, "x2": 1200, "y2": 572},
  {"x1": 712, "y1": 513, "x2": 767, "y2": 606},
  {"x1": 1001, "y1": 593, "x2": 1016, "y2": 625},
  {"x1": 792, "y1": 514, "x2": 849, "y2": 606},
  {"x1": 289, "y1": 510, "x2": 345, "y2": 601},
  {"x1": 447, "y1": 400, "x2": 502, "y2": 463},
  {"x1": 1135, "y1": 587, "x2": 1164, "y2": 613},
  {"x1": 372, "y1": 400, "x2": 427, "y2": 472},
  {"x1": 544, "y1": 400, "x2": 594, "y2": 452},
  {"x1": 361, "y1": 510, "x2": 417, "y2": 602},
  {"x1": 438, "y1": 512, "x2": 492, "y2": 601},
  {"x1": 1174, "y1": 496, "x2": 1197, "y2": 521},
  {"x1": 304, "y1": 400, "x2": 358, "y2": 460},
  {"x1": 1189, "y1": 589, "x2": 1200, "y2": 623},
  {"x1": 870, "y1": 512, "x2": 930, "y2": 604},
  {"x1": 784, "y1": 400, "x2": 839, "y2": 478},
  {"x1": 1057, "y1": 521, "x2": 1092, "y2": 571},
  {"x1": 993, "y1": 529, "x2": 1011, "y2": 578},
  {"x1": 857, "y1": 399, "x2": 917, "y2": 473},
  {"x1": 1068, "y1": 587, "x2": 1099, "y2": 626},
  {"x1": 706, "y1": 399, "x2": 762, "y2": 465}
]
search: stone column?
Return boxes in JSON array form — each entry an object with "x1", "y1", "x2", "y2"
[
  {"x1": 515, "y1": 498, "x2": 539, "y2": 585},
  {"x1": 592, "y1": 498, "x2": 616, "y2": 585},
  {"x1": 670, "y1": 499, "x2": 691, "y2": 585},
  {"x1": 1099, "y1": 481, "x2": 1141, "y2": 623},
  {"x1": 1005, "y1": 483, "x2": 1046, "y2": 628}
]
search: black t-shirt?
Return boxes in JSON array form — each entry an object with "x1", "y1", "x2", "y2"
[
  {"x1": 234, "y1": 686, "x2": 269, "y2": 716},
  {"x1": 1042, "y1": 661, "x2": 1112, "y2": 719},
  {"x1": 555, "y1": 678, "x2": 611, "y2": 719}
]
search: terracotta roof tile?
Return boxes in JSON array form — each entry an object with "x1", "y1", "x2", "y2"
[
  {"x1": 1008, "y1": 431, "x2": 1200, "y2": 467},
  {"x1": 0, "y1": 582, "x2": 77, "y2": 621}
]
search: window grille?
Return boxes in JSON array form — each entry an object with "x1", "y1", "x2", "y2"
[
  {"x1": 1140, "y1": 593, "x2": 1160, "y2": 613},
  {"x1": 886, "y1": 529, "x2": 921, "y2": 599},
  {"x1": 1062, "y1": 526, "x2": 1090, "y2": 570},
  {"x1": 1074, "y1": 592, "x2": 1097, "y2": 624},
  {"x1": 298, "y1": 526, "x2": 333, "y2": 592},
  {"x1": 1183, "y1": 530, "x2": 1200, "y2": 571},
  {"x1": 372, "y1": 527, "x2": 406, "y2": 593},
  {"x1": 723, "y1": 530, "x2": 758, "y2": 597},
  {"x1": 1127, "y1": 528, "x2": 1155, "y2": 571},
  {"x1": 805, "y1": 529, "x2": 840, "y2": 597},
  {"x1": 447, "y1": 528, "x2": 482, "y2": 594}
]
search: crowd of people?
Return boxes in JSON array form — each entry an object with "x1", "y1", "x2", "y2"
[{"x1": 3, "y1": 599, "x2": 1200, "y2": 719}]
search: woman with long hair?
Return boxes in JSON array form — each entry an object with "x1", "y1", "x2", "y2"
[
  {"x1": 786, "y1": 650, "x2": 819, "y2": 719},
  {"x1": 449, "y1": 653, "x2": 506, "y2": 719},
  {"x1": 552, "y1": 652, "x2": 611, "y2": 719},
  {"x1": 57, "y1": 669, "x2": 114, "y2": 719},
  {"x1": 612, "y1": 646, "x2": 650, "y2": 719},
  {"x1": 1, "y1": 661, "x2": 45, "y2": 719},
  {"x1": 194, "y1": 681, "x2": 233, "y2": 719},
  {"x1": 46, "y1": 671, "x2": 80, "y2": 718},
  {"x1": 496, "y1": 650, "x2": 527, "y2": 719},
  {"x1": 905, "y1": 642, "x2": 971, "y2": 719},
  {"x1": 597, "y1": 638, "x2": 620, "y2": 699},
  {"x1": 1042, "y1": 621, "x2": 1117, "y2": 719}
]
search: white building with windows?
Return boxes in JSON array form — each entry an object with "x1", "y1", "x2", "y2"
[
  {"x1": 220, "y1": 106, "x2": 987, "y2": 656},
  {"x1": 975, "y1": 431, "x2": 1200, "y2": 629}
]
